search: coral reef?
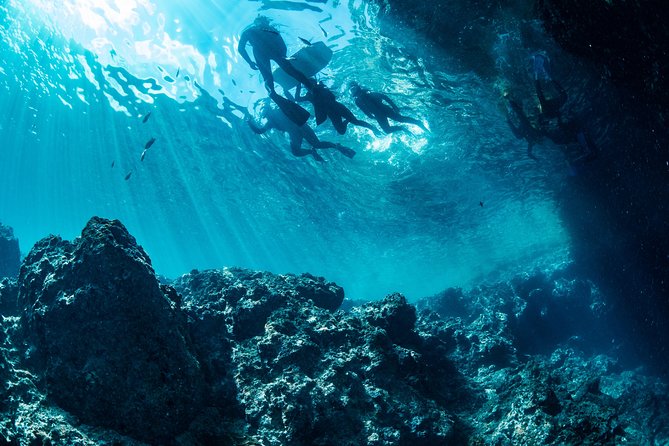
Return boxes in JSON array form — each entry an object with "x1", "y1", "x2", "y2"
[{"x1": 1, "y1": 217, "x2": 668, "y2": 445}]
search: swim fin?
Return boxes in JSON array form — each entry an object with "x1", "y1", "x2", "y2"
[
  {"x1": 336, "y1": 145, "x2": 356, "y2": 158},
  {"x1": 270, "y1": 91, "x2": 310, "y2": 126}
]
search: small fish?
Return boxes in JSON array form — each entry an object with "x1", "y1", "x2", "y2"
[
  {"x1": 140, "y1": 149, "x2": 147, "y2": 161},
  {"x1": 144, "y1": 137, "x2": 156, "y2": 150},
  {"x1": 319, "y1": 24, "x2": 328, "y2": 37},
  {"x1": 231, "y1": 79, "x2": 237, "y2": 86},
  {"x1": 125, "y1": 171, "x2": 132, "y2": 180},
  {"x1": 142, "y1": 112, "x2": 152, "y2": 123},
  {"x1": 298, "y1": 37, "x2": 312, "y2": 46},
  {"x1": 479, "y1": 201, "x2": 484, "y2": 207},
  {"x1": 111, "y1": 160, "x2": 115, "y2": 168},
  {"x1": 176, "y1": 67, "x2": 180, "y2": 78}
]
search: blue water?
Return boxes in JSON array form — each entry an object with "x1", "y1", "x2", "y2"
[{"x1": 0, "y1": 0, "x2": 573, "y2": 300}]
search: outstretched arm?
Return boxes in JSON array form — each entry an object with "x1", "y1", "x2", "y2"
[
  {"x1": 379, "y1": 93, "x2": 400, "y2": 113},
  {"x1": 237, "y1": 31, "x2": 257, "y2": 70}
]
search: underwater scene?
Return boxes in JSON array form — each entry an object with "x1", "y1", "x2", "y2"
[{"x1": 1, "y1": 0, "x2": 668, "y2": 444}]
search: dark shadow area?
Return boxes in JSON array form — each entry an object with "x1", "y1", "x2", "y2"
[{"x1": 376, "y1": 0, "x2": 669, "y2": 375}]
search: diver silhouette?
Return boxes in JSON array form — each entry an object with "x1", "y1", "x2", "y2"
[
  {"x1": 238, "y1": 16, "x2": 312, "y2": 125},
  {"x1": 247, "y1": 100, "x2": 355, "y2": 161},
  {"x1": 504, "y1": 93, "x2": 543, "y2": 161},
  {"x1": 532, "y1": 52, "x2": 568, "y2": 126},
  {"x1": 349, "y1": 81, "x2": 427, "y2": 133},
  {"x1": 296, "y1": 79, "x2": 379, "y2": 135},
  {"x1": 503, "y1": 51, "x2": 598, "y2": 164}
]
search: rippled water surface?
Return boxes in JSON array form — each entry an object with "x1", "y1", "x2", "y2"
[{"x1": 0, "y1": 0, "x2": 571, "y2": 299}]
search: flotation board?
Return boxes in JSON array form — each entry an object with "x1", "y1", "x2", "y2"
[
  {"x1": 270, "y1": 91, "x2": 310, "y2": 126},
  {"x1": 274, "y1": 41, "x2": 333, "y2": 91}
]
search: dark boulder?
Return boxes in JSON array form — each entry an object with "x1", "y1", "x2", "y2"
[
  {"x1": 0, "y1": 278, "x2": 18, "y2": 316},
  {"x1": 171, "y1": 268, "x2": 345, "y2": 416},
  {"x1": 174, "y1": 270, "x2": 465, "y2": 445},
  {"x1": 17, "y1": 217, "x2": 205, "y2": 443},
  {"x1": 0, "y1": 222, "x2": 20, "y2": 279},
  {"x1": 174, "y1": 268, "x2": 344, "y2": 340}
]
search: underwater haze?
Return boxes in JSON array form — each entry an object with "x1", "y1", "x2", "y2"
[{"x1": 0, "y1": 0, "x2": 572, "y2": 300}]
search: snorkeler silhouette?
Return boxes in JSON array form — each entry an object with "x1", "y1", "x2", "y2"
[
  {"x1": 238, "y1": 16, "x2": 312, "y2": 125},
  {"x1": 532, "y1": 52, "x2": 568, "y2": 126},
  {"x1": 504, "y1": 93, "x2": 543, "y2": 161},
  {"x1": 296, "y1": 80, "x2": 379, "y2": 135},
  {"x1": 503, "y1": 51, "x2": 598, "y2": 163},
  {"x1": 247, "y1": 100, "x2": 356, "y2": 161},
  {"x1": 349, "y1": 81, "x2": 427, "y2": 133}
]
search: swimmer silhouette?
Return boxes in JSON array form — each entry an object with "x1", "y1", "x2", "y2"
[
  {"x1": 248, "y1": 100, "x2": 355, "y2": 161},
  {"x1": 296, "y1": 80, "x2": 379, "y2": 135},
  {"x1": 349, "y1": 82, "x2": 427, "y2": 133},
  {"x1": 238, "y1": 16, "x2": 312, "y2": 125}
]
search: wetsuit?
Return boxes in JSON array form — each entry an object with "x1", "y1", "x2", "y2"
[
  {"x1": 352, "y1": 86, "x2": 426, "y2": 133},
  {"x1": 298, "y1": 81, "x2": 378, "y2": 135},
  {"x1": 248, "y1": 105, "x2": 355, "y2": 160},
  {"x1": 238, "y1": 24, "x2": 311, "y2": 93}
]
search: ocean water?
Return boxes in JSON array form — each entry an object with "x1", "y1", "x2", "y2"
[{"x1": 0, "y1": 0, "x2": 575, "y2": 301}]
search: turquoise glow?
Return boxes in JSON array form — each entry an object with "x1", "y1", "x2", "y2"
[{"x1": 0, "y1": 0, "x2": 569, "y2": 300}]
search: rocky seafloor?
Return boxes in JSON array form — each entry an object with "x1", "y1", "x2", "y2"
[{"x1": 1, "y1": 217, "x2": 668, "y2": 445}]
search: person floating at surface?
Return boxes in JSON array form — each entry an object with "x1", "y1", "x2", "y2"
[
  {"x1": 505, "y1": 91, "x2": 599, "y2": 165},
  {"x1": 296, "y1": 80, "x2": 379, "y2": 135},
  {"x1": 532, "y1": 52, "x2": 568, "y2": 126},
  {"x1": 542, "y1": 116, "x2": 599, "y2": 166},
  {"x1": 348, "y1": 81, "x2": 428, "y2": 133},
  {"x1": 237, "y1": 16, "x2": 312, "y2": 93},
  {"x1": 247, "y1": 100, "x2": 356, "y2": 161},
  {"x1": 237, "y1": 16, "x2": 312, "y2": 125},
  {"x1": 504, "y1": 93, "x2": 543, "y2": 161},
  {"x1": 533, "y1": 51, "x2": 597, "y2": 165}
]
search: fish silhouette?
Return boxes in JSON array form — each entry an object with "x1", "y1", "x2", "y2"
[{"x1": 144, "y1": 137, "x2": 156, "y2": 150}]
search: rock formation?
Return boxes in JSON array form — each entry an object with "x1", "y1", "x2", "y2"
[
  {"x1": 0, "y1": 217, "x2": 667, "y2": 445},
  {"x1": 0, "y1": 222, "x2": 20, "y2": 279}
]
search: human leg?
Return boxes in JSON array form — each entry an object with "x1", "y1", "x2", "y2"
[
  {"x1": 377, "y1": 116, "x2": 405, "y2": 133},
  {"x1": 275, "y1": 57, "x2": 312, "y2": 88},
  {"x1": 303, "y1": 126, "x2": 355, "y2": 158},
  {"x1": 391, "y1": 112, "x2": 427, "y2": 131},
  {"x1": 289, "y1": 132, "x2": 323, "y2": 161},
  {"x1": 340, "y1": 104, "x2": 377, "y2": 134},
  {"x1": 253, "y1": 51, "x2": 275, "y2": 93}
]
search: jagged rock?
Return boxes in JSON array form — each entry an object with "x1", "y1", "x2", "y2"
[
  {"x1": 174, "y1": 270, "x2": 467, "y2": 445},
  {"x1": 0, "y1": 278, "x2": 18, "y2": 316},
  {"x1": 510, "y1": 267, "x2": 609, "y2": 354},
  {"x1": 3, "y1": 218, "x2": 669, "y2": 445},
  {"x1": 16, "y1": 217, "x2": 205, "y2": 443},
  {"x1": 0, "y1": 222, "x2": 20, "y2": 279},
  {"x1": 420, "y1": 264, "x2": 609, "y2": 364}
]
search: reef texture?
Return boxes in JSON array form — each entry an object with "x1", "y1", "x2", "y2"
[
  {"x1": 1, "y1": 217, "x2": 668, "y2": 445},
  {"x1": 0, "y1": 222, "x2": 20, "y2": 279}
]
